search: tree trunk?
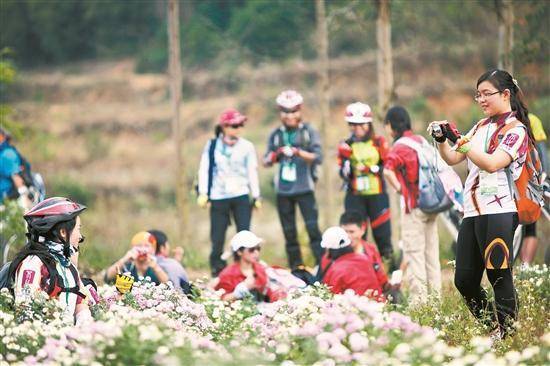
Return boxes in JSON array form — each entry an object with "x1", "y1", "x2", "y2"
[
  {"x1": 315, "y1": 0, "x2": 333, "y2": 228},
  {"x1": 496, "y1": 0, "x2": 514, "y2": 73},
  {"x1": 167, "y1": 0, "x2": 188, "y2": 243},
  {"x1": 376, "y1": 0, "x2": 394, "y2": 123}
]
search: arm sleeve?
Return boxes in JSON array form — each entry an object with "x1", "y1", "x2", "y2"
[
  {"x1": 14, "y1": 256, "x2": 44, "y2": 298},
  {"x1": 372, "y1": 250, "x2": 389, "y2": 286},
  {"x1": 308, "y1": 126, "x2": 323, "y2": 165},
  {"x1": 215, "y1": 274, "x2": 237, "y2": 296},
  {"x1": 198, "y1": 141, "x2": 212, "y2": 196},
  {"x1": 263, "y1": 131, "x2": 278, "y2": 166},
  {"x1": 497, "y1": 126, "x2": 527, "y2": 160},
  {"x1": 383, "y1": 148, "x2": 405, "y2": 171},
  {"x1": 1, "y1": 149, "x2": 21, "y2": 178},
  {"x1": 247, "y1": 144, "x2": 261, "y2": 198}
]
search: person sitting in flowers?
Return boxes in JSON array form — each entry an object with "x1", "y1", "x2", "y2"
[
  {"x1": 215, "y1": 230, "x2": 285, "y2": 302},
  {"x1": 318, "y1": 226, "x2": 385, "y2": 301},
  {"x1": 339, "y1": 211, "x2": 402, "y2": 303},
  {"x1": 9, "y1": 197, "x2": 92, "y2": 324},
  {"x1": 105, "y1": 231, "x2": 169, "y2": 285}
]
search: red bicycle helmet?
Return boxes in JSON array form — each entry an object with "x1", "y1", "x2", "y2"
[
  {"x1": 24, "y1": 197, "x2": 87, "y2": 234},
  {"x1": 219, "y1": 108, "x2": 247, "y2": 127}
]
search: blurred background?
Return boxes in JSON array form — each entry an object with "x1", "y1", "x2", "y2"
[{"x1": 0, "y1": 0, "x2": 548, "y2": 277}]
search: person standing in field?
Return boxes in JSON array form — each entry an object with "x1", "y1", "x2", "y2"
[
  {"x1": 197, "y1": 108, "x2": 261, "y2": 277},
  {"x1": 263, "y1": 90, "x2": 323, "y2": 271}
]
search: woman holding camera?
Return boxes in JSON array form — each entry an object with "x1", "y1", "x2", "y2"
[
  {"x1": 105, "y1": 231, "x2": 169, "y2": 285},
  {"x1": 428, "y1": 69, "x2": 532, "y2": 342}
]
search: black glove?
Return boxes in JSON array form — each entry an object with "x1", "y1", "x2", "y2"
[
  {"x1": 443, "y1": 122, "x2": 461, "y2": 144},
  {"x1": 431, "y1": 124, "x2": 447, "y2": 143}
]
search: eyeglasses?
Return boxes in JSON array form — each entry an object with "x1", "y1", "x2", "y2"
[
  {"x1": 348, "y1": 123, "x2": 368, "y2": 127},
  {"x1": 246, "y1": 246, "x2": 261, "y2": 253},
  {"x1": 474, "y1": 90, "x2": 501, "y2": 102},
  {"x1": 229, "y1": 124, "x2": 244, "y2": 129}
]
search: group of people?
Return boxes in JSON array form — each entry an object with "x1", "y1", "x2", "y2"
[
  {"x1": 4, "y1": 69, "x2": 547, "y2": 344},
  {"x1": 196, "y1": 69, "x2": 547, "y2": 342}
]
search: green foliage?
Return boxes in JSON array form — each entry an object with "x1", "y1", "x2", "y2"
[
  {"x1": 48, "y1": 176, "x2": 95, "y2": 206},
  {"x1": 1, "y1": 0, "x2": 548, "y2": 75},
  {"x1": 228, "y1": 0, "x2": 315, "y2": 61},
  {"x1": 0, "y1": 200, "x2": 26, "y2": 260}
]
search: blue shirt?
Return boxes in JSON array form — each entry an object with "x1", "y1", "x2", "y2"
[{"x1": 0, "y1": 141, "x2": 21, "y2": 199}]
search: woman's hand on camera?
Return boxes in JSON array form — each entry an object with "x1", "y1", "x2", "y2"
[{"x1": 427, "y1": 121, "x2": 448, "y2": 143}]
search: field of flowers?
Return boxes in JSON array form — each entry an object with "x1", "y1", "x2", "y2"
[{"x1": 1, "y1": 265, "x2": 549, "y2": 365}]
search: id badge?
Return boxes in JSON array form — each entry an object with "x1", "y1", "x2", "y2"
[
  {"x1": 356, "y1": 176, "x2": 370, "y2": 191},
  {"x1": 479, "y1": 170, "x2": 498, "y2": 196},
  {"x1": 281, "y1": 162, "x2": 297, "y2": 182},
  {"x1": 225, "y1": 176, "x2": 241, "y2": 194}
]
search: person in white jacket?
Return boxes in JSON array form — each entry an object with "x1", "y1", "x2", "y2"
[{"x1": 197, "y1": 108, "x2": 261, "y2": 276}]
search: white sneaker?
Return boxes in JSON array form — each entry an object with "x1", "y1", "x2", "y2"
[{"x1": 489, "y1": 328, "x2": 503, "y2": 347}]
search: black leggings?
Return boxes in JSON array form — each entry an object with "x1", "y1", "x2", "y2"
[
  {"x1": 209, "y1": 195, "x2": 252, "y2": 276},
  {"x1": 276, "y1": 192, "x2": 323, "y2": 269},
  {"x1": 344, "y1": 191, "x2": 393, "y2": 257},
  {"x1": 454, "y1": 213, "x2": 518, "y2": 335}
]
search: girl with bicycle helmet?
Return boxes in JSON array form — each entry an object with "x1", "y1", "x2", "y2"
[
  {"x1": 337, "y1": 102, "x2": 393, "y2": 260},
  {"x1": 9, "y1": 197, "x2": 92, "y2": 325}
]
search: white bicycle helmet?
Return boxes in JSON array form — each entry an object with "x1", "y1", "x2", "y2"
[
  {"x1": 276, "y1": 90, "x2": 304, "y2": 110},
  {"x1": 345, "y1": 102, "x2": 373, "y2": 124}
]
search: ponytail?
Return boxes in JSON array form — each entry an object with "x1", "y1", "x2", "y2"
[
  {"x1": 477, "y1": 69, "x2": 534, "y2": 141},
  {"x1": 214, "y1": 125, "x2": 223, "y2": 138}
]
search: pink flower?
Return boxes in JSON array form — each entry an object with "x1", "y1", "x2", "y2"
[{"x1": 348, "y1": 332, "x2": 369, "y2": 352}]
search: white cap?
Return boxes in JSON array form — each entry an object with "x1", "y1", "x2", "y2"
[
  {"x1": 230, "y1": 230, "x2": 263, "y2": 252},
  {"x1": 320, "y1": 226, "x2": 351, "y2": 249},
  {"x1": 345, "y1": 102, "x2": 373, "y2": 124},
  {"x1": 276, "y1": 90, "x2": 304, "y2": 110}
]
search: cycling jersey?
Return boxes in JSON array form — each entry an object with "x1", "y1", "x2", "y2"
[
  {"x1": 463, "y1": 113, "x2": 528, "y2": 218},
  {"x1": 0, "y1": 141, "x2": 21, "y2": 199},
  {"x1": 14, "y1": 255, "x2": 84, "y2": 319},
  {"x1": 341, "y1": 135, "x2": 388, "y2": 195},
  {"x1": 529, "y1": 113, "x2": 546, "y2": 142}
]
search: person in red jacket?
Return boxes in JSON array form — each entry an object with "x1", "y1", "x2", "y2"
[
  {"x1": 319, "y1": 226, "x2": 384, "y2": 301},
  {"x1": 339, "y1": 211, "x2": 403, "y2": 303},
  {"x1": 215, "y1": 230, "x2": 282, "y2": 302}
]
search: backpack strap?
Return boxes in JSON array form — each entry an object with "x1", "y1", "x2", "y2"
[
  {"x1": 207, "y1": 138, "x2": 218, "y2": 199},
  {"x1": 487, "y1": 119, "x2": 521, "y2": 154},
  {"x1": 316, "y1": 259, "x2": 335, "y2": 282}
]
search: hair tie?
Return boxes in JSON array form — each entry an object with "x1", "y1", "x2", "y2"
[{"x1": 512, "y1": 78, "x2": 520, "y2": 89}]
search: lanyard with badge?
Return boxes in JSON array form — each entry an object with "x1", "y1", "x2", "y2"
[
  {"x1": 479, "y1": 124, "x2": 499, "y2": 196},
  {"x1": 281, "y1": 130, "x2": 297, "y2": 182}
]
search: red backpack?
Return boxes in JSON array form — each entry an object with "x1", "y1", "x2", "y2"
[{"x1": 487, "y1": 119, "x2": 544, "y2": 224}]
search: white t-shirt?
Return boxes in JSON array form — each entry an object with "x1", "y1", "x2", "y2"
[{"x1": 463, "y1": 116, "x2": 528, "y2": 218}]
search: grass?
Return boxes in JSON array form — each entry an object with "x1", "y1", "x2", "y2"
[{"x1": 403, "y1": 264, "x2": 550, "y2": 355}]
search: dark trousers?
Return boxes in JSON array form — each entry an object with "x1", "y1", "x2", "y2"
[
  {"x1": 344, "y1": 191, "x2": 393, "y2": 258},
  {"x1": 210, "y1": 195, "x2": 251, "y2": 276},
  {"x1": 276, "y1": 191, "x2": 323, "y2": 269},
  {"x1": 454, "y1": 213, "x2": 518, "y2": 336}
]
